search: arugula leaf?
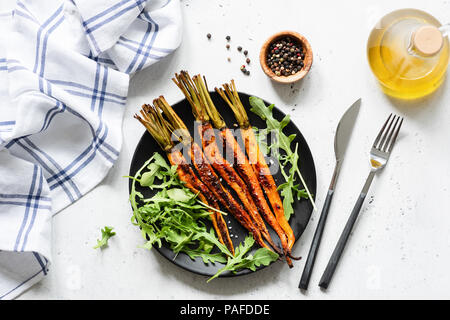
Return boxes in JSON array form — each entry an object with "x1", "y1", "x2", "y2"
[
  {"x1": 207, "y1": 235, "x2": 279, "y2": 282},
  {"x1": 249, "y1": 97, "x2": 297, "y2": 157},
  {"x1": 185, "y1": 250, "x2": 228, "y2": 264},
  {"x1": 277, "y1": 143, "x2": 308, "y2": 219},
  {"x1": 183, "y1": 237, "x2": 228, "y2": 264},
  {"x1": 93, "y1": 226, "x2": 116, "y2": 249},
  {"x1": 238, "y1": 247, "x2": 280, "y2": 271},
  {"x1": 152, "y1": 152, "x2": 171, "y2": 169},
  {"x1": 249, "y1": 96, "x2": 315, "y2": 217},
  {"x1": 140, "y1": 163, "x2": 162, "y2": 187},
  {"x1": 166, "y1": 188, "x2": 194, "y2": 202}
]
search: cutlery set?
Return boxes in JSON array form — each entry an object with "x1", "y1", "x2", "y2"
[{"x1": 299, "y1": 100, "x2": 404, "y2": 290}]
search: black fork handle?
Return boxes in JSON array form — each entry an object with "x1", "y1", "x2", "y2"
[{"x1": 318, "y1": 171, "x2": 375, "y2": 289}]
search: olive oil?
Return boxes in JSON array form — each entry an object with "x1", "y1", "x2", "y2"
[{"x1": 367, "y1": 9, "x2": 449, "y2": 99}]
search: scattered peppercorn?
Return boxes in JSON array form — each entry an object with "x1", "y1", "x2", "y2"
[
  {"x1": 266, "y1": 36, "x2": 305, "y2": 76},
  {"x1": 240, "y1": 64, "x2": 250, "y2": 76},
  {"x1": 207, "y1": 34, "x2": 251, "y2": 76}
]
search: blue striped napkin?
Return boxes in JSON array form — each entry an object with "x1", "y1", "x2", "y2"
[{"x1": 0, "y1": 0, "x2": 182, "y2": 299}]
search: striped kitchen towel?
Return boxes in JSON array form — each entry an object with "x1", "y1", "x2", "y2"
[{"x1": 0, "y1": 0, "x2": 182, "y2": 299}]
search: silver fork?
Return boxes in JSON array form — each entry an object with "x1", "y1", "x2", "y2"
[{"x1": 318, "y1": 114, "x2": 404, "y2": 289}]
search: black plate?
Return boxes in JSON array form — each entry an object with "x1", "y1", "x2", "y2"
[{"x1": 128, "y1": 91, "x2": 317, "y2": 278}]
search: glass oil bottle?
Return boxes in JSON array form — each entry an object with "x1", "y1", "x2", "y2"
[{"x1": 368, "y1": 9, "x2": 450, "y2": 99}]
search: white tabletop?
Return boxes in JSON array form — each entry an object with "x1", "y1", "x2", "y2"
[{"x1": 18, "y1": 0, "x2": 450, "y2": 299}]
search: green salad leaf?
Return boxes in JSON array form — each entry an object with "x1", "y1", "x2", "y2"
[
  {"x1": 207, "y1": 235, "x2": 279, "y2": 282},
  {"x1": 249, "y1": 96, "x2": 314, "y2": 219},
  {"x1": 93, "y1": 226, "x2": 116, "y2": 249},
  {"x1": 277, "y1": 143, "x2": 309, "y2": 220},
  {"x1": 249, "y1": 97, "x2": 297, "y2": 157}
]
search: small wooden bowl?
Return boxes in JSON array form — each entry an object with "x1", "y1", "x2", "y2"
[{"x1": 259, "y1": 31, "x2": 313, "y2": 84}]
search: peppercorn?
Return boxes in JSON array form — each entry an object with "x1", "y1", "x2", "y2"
[
  {"x1": 207, "y1": 33, "x2": 211, "y2": 39},
  {"x1": 226, "y1": 44, "x2": 230, "y2": 49},
  {"x1": 226, "y1": 35, "x2": 231, "y2": 41},
  {"x1": 246, "y1": 58, "x2": 250, "y2": 64},
  {"x1": 267, "y1": 37, "x2": 305, "y2": 76},
  {"x1": 243, "y1": 50, "x2": 248, "y2": 55},
  {"x1": 237, "y1": 46, "x2": 242, "y2": 51}
]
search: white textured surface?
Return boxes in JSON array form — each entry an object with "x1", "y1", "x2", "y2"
[{"x1": 18, "y1": 0, "x2": 450, "y2": 299}]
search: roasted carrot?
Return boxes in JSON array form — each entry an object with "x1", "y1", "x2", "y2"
[
  {"x1": 153, "y1": 97, "x2": 272, "y2": 252},
  {"x1": 170, "y1": 72, "x2": 282, "y2": 255},
  {"x1": 216, "y1": 80, "x2": 298, "y2": 253},
  {"x1": 134, "y1": 103, "x2": 235, "y2": 255}
]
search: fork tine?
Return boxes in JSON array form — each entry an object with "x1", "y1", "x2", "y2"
[
  {"x1": 387, "y1": 117, "x2": 404, "y2": 153},
  {"x1": 377, "y1": 115, "x2": 397, "y2": 150},
  {"x1": 382, "y1": 116, "x2": 400, "y2": 152},
  {"x1": 373, "y1": 113, "x2": 392, "y2": 149}
]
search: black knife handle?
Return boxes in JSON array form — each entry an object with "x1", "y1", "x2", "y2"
[
  {"x1": 318, "y1": 193, "x2": 366, "y2": 289},
  {"x1": 299, "y1": 190, "x2": 334, "y2": 290}
]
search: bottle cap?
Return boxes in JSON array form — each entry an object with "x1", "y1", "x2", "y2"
[{"x1": 413, "y1": 25, "x2": 444, "y2": 56}]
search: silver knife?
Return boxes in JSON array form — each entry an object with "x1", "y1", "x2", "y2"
[{"x1": 299, "y1": 98, "x2": 361, "y2": 290}]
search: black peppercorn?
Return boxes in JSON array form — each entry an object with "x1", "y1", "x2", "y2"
[{"x1": 207, "y1": 33, "x2": 211, "y2": 39}]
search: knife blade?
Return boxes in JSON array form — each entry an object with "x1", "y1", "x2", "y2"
[{"x1": 298, "y1": 98, "x2": 361, "y2": 290}]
